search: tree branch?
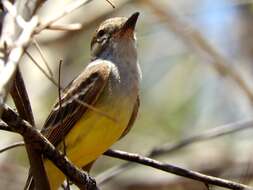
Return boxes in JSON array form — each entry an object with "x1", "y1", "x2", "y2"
[
  {"x1": 0, "y1": 141, "x2": 24, "y2": 154},
  {"x1": 105, "y1": 149, "x2": 252, "y2": 190},
  {"x1": 1, "y1": 105, "x2": 99, "y2": 190},
  {"x1": 149, "y1": 119, "x2": 253, "y2": 157},
  {"x1": 0, "y1": 1, "x2": 46, "y2": 189},
  {"x1": 11, "y1": 68, "x2": 49, "y2": 190},
  {"x1": 0, "y1": 13, "x2": 38, "y2": 114},
  {"x1": 1, "y1": 118, "x2": 252, "y2": 190},
  {"x1": 98, "y1": 119, "x2": 253, "y2": 184}
]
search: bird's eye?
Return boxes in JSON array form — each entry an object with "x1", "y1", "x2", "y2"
[{"x1": 97, "y1": 29, "x2": 105, "y2": 38}]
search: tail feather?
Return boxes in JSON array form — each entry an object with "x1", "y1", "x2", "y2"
[{"x1": 24, "y1": 160, "x2": 95, "y2": 190}]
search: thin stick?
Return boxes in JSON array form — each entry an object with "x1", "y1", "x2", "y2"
[
  {"x1": 25, "y1": 49, "x2": 59, "y2": 87},
  {"x1": 35, "y1": 0, "x2": 92, "y2": 34},
  {"x1": 57, "y1": 60, "x2": 65, "y2": 155},
  {"x1": 105, "y1": 0, "x2": 115, "y2": 8},
  {"x1": 58, "y1": 60, "x2": 71, "y2": 190},
  {"x1": 0, "y1": 16, "x2": 38, "y2": 112},
  {"x1": 46, "y1": 23, "x2": 82, "y2": 31},
  {"x1": 149, "y1": 119, "x2": 253, "y2": 157},
  {"x1": 0, "y1": 141, "x2": 24, "y2": 154},
  {"x1": 98, "y1": 119, "x2": 253, "y2": 185},
  {"x1": 0, "y1": 139, "x2": 251, "y2": 190},
  {"x1": 0, "y1": 3, "x2": 48, "y2": 188},
  {"x1": 33, "y1": 39, "x2": 54, "y2": 77},
  {"x1": 11, "y1": 68, "x2": 50, "y2": 190},
  {"x1": 75, "y1": 99, "x2": 118, "y2": 123},
  {"x1": 105, "y1": 149, "x2": 252, "y2": 190},
  {"x1": 1, "y1": 0, "x2": 27, "y2": 28},
  {"x1": 1, "y1": 105, "x2": 99, "y2": 190},
  {"x1": 58, "y1": 60, "x2": 64, "y2": 145}
]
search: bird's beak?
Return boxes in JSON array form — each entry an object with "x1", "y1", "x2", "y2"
[{"x1": 120, "y1": 12, "x2": 139, "y2": 37}]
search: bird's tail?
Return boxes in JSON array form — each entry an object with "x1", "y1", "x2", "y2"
[{"x1": 23, "y1": 161, "x2": 95, "y2": 190}]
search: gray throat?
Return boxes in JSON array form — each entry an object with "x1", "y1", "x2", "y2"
[{"x1": 95, "y1": 39, "x2": 141, "y2": 96}]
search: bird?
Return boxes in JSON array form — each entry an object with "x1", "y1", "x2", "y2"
[{"x1": 26, "y1": 12, "x2": 141, "y2": 190}]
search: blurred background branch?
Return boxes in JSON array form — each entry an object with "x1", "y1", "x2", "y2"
[
  {"x1": 97, "y1": 119, "x2": 253, "y2": 185},
  {"x1": 137, "y1": 0, "x2": 253, "y2": 104},
  {"x1": 0, "y1": 1, "x2": 47, "y2": 189}
]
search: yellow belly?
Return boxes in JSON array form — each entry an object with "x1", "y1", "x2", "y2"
[{"x1": 44, "y1": 95, "x2": 133, "y2": 190}]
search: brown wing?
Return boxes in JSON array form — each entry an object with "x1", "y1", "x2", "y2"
[
  {"x1": 41, "y1": 61, "x2": 111, "y2": 146},
  {"x1": 119, "y1": 95, "x2": 140, "y2": 139}
]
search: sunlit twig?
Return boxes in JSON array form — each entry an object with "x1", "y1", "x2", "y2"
[
  {"x1": 35, "y1": 0, "x2": 92, "y2": 34},
  {"x1": 46, "y1": 23, "x2": 82, "y2": 31}
]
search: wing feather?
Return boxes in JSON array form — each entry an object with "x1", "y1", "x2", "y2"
[{"x1": 41, "y1": 61, "x2": 111, "y2": 146}]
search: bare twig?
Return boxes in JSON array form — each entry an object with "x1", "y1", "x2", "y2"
[
  {"x1": 10, "y1": 69, "x2": 35, "y2": 124},
  {"x1": 0, "y1": 16, "x2": 38, "y2": 111},
  {"x1": 2, "y1": 0, "x2": 27, "y2": 28},
  {"x1": 75, "y1": 99, "x2": 118, "y2": 122},
  {"x1": 10, "y1": 68, "x2": 50, "y2": 190},
  {"x1": 41, "y1": 0, "x2": 136, "y2": 45},
  {"x1": 0, "y1": 2, "x2": 45, "y2": 189},
  {"x1": 35, "y1": 0, "x2": 92, "y2": 34},
  {"x1": 0, "y1": 0, "x2": 44, "y2": 45},
  {"x1": 98, "y1": 119, "x2": 253, "y2": 185},
  {"x1": 45, "y1": 23, "x2": 82, "y2": 31},
  {"x1": 24, "y1": 49, "x2": 59, "y2": 87},
  {"x1": 1, "y1": 105, "x2": 99, "y2": 190},
  {"x1": 2, "y1": 118, "x2": 253, "y2": 190},
  {"x1": 2, "y1": 140, "x2": 253, "y2": 190},
  {"x1": 0, "y1": 121, "x2": 12, "y2": 132},
  {"x1": 0, "y1": 1, "x2": 39, "y2": 107},
  {"x1": 0, "y1": 138, "x2": 252, "y2": 190},
  {"x1": 33, "y1": 39, "x2": 54, "y2": 77},
  {"x1": 105, "y1": 0, "x2": 115, "y2": 8},
  {"x1": 58, "y1": 60, "x2": 70, "y2": 190},
  {"x1": 0, "y1": 141, "x2": 24, "y2": 154},
  {"x1": 149, "y1": 119, "x2": 253, "y2": 157},
  {"x1": 104, "y1": 149, "x2": 252, "y2": 190},
  {"x1": 137, "y1": 0, "x2": 253, "y2": 104},
  {"x1": 58, "y1": 60, "x2": 63, "y2": 134},
  {"x1": 119, "y1": 159, "x2": 253, "y2": 190}
]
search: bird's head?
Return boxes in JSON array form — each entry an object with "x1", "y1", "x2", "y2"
[{"x1": 90, "y1": 12, "x2": 139, "y2": 61}]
